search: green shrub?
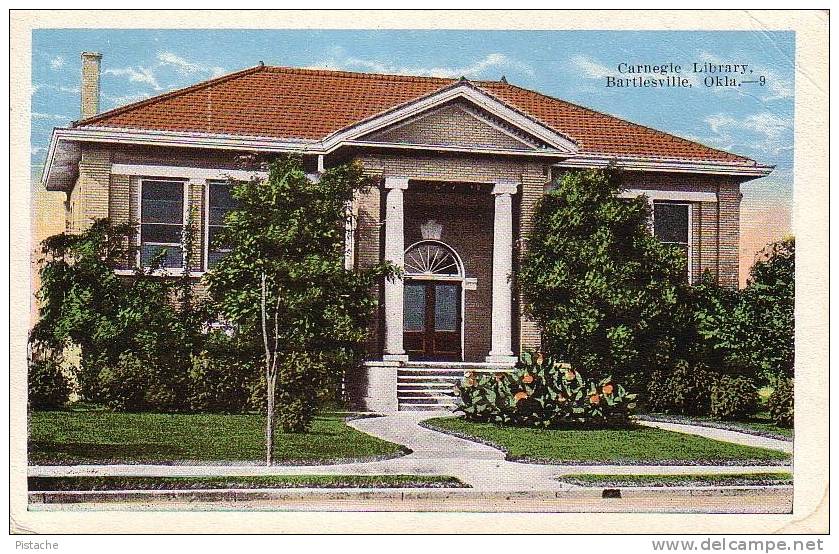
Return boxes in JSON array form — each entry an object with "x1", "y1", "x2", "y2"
[
  {"x1": 98, "y1": 352, "x2": 188, "y2": 413},
  {"x1": 688, "y1": 238, "x2": 795, "y2": 386},
  {"x1": 28, "y1": 357, "x2": 73, "y2": 410},
  {"x1": 75, "y1": 352, "x2": 110, "y2": 404},
  {"x1": 518, "y1": 168, "x2": 689, "y2": 385},
  {"x1": 710, "y1": 375, "x2": 760, "y2": 420},
  {"x1": 97, "y1": 352, "x2": 150, "y2": 412},
  {"x1": 276, "y1": 397, "x2": 314, "y2": 433},
  {"x1": 189, "y1": 332, "x2": 259, "y2": 413},
  {"x1": 645, "y1": 360, "x2": 718, "y2": 415},
  {"x1": 739, "y1": 238, "x2": 795, "y2": 382},
  {"x1": 455, "y1": 351, "x2": 636, "y2": 428},
  {"x1": 274, "y1": 353, "x2": 323, "y2": 432},
  {"x1": 33, "y1": 218, "x2": 207, "y2": 409},
  {"x1": 767, "y1": 378, "x2": 794, "y2": 428}
]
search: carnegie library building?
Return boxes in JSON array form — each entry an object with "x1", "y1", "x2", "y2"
[{"x1": 41, "y1": 53, "x2": 772, "y2": 411}]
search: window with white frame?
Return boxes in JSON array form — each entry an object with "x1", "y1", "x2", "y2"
[
  {"x1": 140, "y1": 179, "x2": 186, "y2": 269},
  {"x1": 653, "y1": 201, "x2": 691, "y2": 281},
  {"x1": 206, "y1": 181, "x2": 238, "y2": 269}
]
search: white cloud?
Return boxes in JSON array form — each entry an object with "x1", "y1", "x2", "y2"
[
  {"x1": 103, "y1": 91, "x2": 152, "y2": 107},
  {"x1": 306, "y1": 49, "x2": 534, "y2": 79},
  {"x1": 32, "y1": 112, "x2": 72, "y2": 121},
  {"x1": 102, "y1": 66, "x2": 162, "y2": 90},
  {"x1": 704, "y1": 113, "x2": 738, "y2": 135},
  {"x1": 702, "y1": 111, "x2": 792, "y2": 156},
  {"x1": 157, "y1": 52, "x2": 226, "y2": 78},
  {"x1": 32, "y1": 83, "x2": 80, "y2": 96},
  {"x1": 403, "y1": 53, "x2": 535, "y2": 78},
  {"x1": 570, "y1": 55, "x2": 613, "y2": 80},
  {"x1": 49, "y1": 56, "x2": 65, "y2": 70}
]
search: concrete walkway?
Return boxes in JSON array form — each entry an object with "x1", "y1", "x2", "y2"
[
  {"x1": 637, "y1": 419, "x2": 793, "y2": 454},
  {"x1": 29, "y1": 412, "x2": 792, "y2": 492}
]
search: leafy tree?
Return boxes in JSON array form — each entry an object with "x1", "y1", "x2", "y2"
[
  {"x1": 32, "y1": 218, "x2": 204, "y2": 410},
  {"x1": 690, "y1": 271, "x2": 741, "y2": 371},
  {"x1": 690, "y1": 238, "x2": 794, "y2": 384},
  {"x1": 205, "y1": 157, "x2": 394, "y2": 460},
  {"x1": 519, "y1": 168, "x2": 688, "y2": 388},
  {"x1": 27, "y1": 349, "x2": 73, "y2": 411},
  {"x1": 738, "y1": 237, "x2": 795, "y2": 382}
]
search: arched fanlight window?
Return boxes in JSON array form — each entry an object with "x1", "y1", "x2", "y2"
[{"x1": 404, "y1": 241, "x2": 462, "y2": 277}]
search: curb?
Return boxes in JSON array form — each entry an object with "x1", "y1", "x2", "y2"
[{"x1": 29, "y1": 485, "x2": 793, "y2": 505}]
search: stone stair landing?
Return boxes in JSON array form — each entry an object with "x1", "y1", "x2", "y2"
[{"x1": 396, "y1": 362, "x2": 513, "y2": 411}]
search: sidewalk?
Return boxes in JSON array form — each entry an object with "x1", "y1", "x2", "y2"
[
  {"x1": 636, "y1": 419, "x2": 793, "y2": 454},
  {"x1": 29, "y1": 411, "x2": 792, "y2": 492}
]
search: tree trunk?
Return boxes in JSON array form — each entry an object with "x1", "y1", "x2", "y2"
[
  {"x1": 265, "y1": 375, "x2": 275, "y2": 465},
  {"x1": 261, "y1": 272, "x2": 274, "y2": 466}
]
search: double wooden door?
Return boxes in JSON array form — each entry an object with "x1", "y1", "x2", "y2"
[{"x1": 403, "y1": 280, "x2": 461, "y2": 361}]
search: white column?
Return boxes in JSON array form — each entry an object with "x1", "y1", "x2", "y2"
[
  {"x1": 383, "y1": 177, "x2": 409, "y2": 362},
  {"x1": 486, "y1": 181, "x2": 519, "y2": 365}
]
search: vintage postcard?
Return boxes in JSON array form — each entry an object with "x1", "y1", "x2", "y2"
[{"x1": 8, "y1": 10, "x2": 829, "y2": 536}]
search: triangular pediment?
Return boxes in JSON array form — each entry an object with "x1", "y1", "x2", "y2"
[
  {"x1": 322, "y1": 81, "x2": 578, "y2": 155},
  {"x1": 362, "y1": 100, "x2": 546, "y2": 151}
]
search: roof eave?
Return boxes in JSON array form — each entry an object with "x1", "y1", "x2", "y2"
[
  {"x1": 43, "y1": 128, "x2": 81, "y2": 192},
  {"x1": 553, "y1": 155, "x2": 774, "y2": 178}
]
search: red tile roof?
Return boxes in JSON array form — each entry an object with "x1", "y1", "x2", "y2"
[{"x1": 76, "y1": 65, "x2": 754, "y2": 164}]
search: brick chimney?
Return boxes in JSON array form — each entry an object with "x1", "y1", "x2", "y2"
[{"x1": 80, "y1": 51, "x2": 102, "y2": 119}]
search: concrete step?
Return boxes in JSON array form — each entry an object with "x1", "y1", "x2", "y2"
[
  {"x1": 401, "y1": 361, "x2": 513, "y2": 370},
  {"x1": 398, "y1": 382, "x2": 457, "y2": 388},
  {"x1": 398, "y1": 395, "x2": 457, "y2": 404},
  {"x1": 398, "y1": 404, "x2": 456, "y2": 411},
  {"x1": 398, "y1": 391, "x2": 456, "y2": 402},
  {"x1": 397, "y1": 373, "x2": 462, "y2": 379},
  {"x1": 396, "y1": 377, "x2": 460, "y2": 387},
  {"x1": 398, "y1": 371, "x2": 464, "y2": 378},
  {"x1": 397, "y1": 366, "x2": 465, "y2": 411}
]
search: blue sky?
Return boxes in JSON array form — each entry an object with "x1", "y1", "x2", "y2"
[{"x1": 31, "y1": 29, "x2": 794, "y2": 262}]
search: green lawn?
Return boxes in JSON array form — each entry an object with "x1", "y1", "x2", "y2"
[
  {"x1": 425, "y1": 417, "x2": 790, "y2": 465},
  {"x1": 29, "y1": 410, "x2": 408, "y2": 465},
  {"x1": 558, "y1": 472, "x2": 792, "y2": 488},
  {"x1": 29, "y1": 475, "x2": 467, "y2": 491}
]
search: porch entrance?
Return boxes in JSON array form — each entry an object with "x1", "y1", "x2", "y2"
[
  {"x1": 404, "y1": 281, "x2": 461, "y2": 361},
  {"x1": 402, "y1": 240, "x2": 464, "y2": 361}
]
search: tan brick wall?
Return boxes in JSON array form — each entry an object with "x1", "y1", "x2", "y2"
[
  {"x1": 109, "y1": 174, "x2": 130, "y2": 224},
  {"x1": 113, "y1": 144, "x2": 249, "y2": 169},
  {"x1": 717, "y1": 182, "x2": 741, "y2": 289},
  {"x1": 517, "y1": 170, "x2": 547, "y2": 353},
  {"x1": 368, "y1": 101, "x2": 532, "y2": 150},
  {"x1": 700, "y1": 200, "x2": 719, "y2": 280},
  {"x1": 70, "y1": 145, "x2": 112, "y2": 232},
  {"x1": 187, "y1": 180, "x2": 205, "y2": 272},
  {"x1": 355, "y1": 182, "x2": 384, "y2": 357}
]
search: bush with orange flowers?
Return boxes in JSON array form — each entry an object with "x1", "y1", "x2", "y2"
[{"x1": 453, "y1": 351, "x2": 636, "y2": 428}]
